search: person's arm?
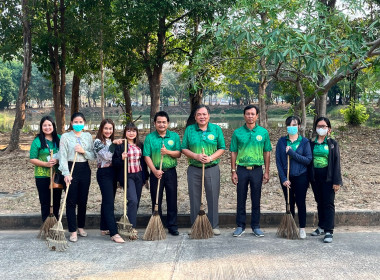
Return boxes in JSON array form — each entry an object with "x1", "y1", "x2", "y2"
[
  {"x1": 263, "y1": 151, "x2": 270, "y2": 184},
  {"x1": 231, "y1": 151, "x2": 238, "y2": 185},
  {"x1": 112, "y1": 144, "x2": 124, "y2": 167},
  {"x1": 93, "y1": 139, "x2": 114, "y2": 162},
  {"x1": 275, "y1": 138, "x2": 288, "y2": 185},
  {"x1": 58, "y1": 134, "x2": 70, "y2": 177},
  {"x1": 144, "y1": 156, "x2": 162, "y2": 179},
  {"x1": 82, "y1": 133, "x2": 95, "y2": 160},
  {"x1": 160, "y1": 144, "x2": 181, "y2": 158},
  {"x1": 287, "y1": 140, "x2": 312, "y2": 165}
]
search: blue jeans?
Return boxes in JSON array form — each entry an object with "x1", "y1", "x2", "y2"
[{"x1": 236, "y1": 165, "x2": 263, "y2": 230}]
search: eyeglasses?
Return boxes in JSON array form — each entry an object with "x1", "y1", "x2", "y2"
[{"x1": 316, "y1": 125, "x2": 328, "y2": 129}]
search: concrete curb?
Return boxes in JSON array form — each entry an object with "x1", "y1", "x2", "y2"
[{"x1": 1, "y1": 210, "x2": 379, "y2": 230}]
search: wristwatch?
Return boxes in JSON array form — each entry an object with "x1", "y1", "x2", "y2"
[{"x1": 231, "y1": 169, "x2": 236, "y2": 173}]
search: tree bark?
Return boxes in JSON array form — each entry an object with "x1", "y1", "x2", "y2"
[
  {"x1": 122, "y1": 85, "x2": 133, "y2": 122},
  {"x1": 100, "y1": 26, "x2": 105, "y2": 120},
  {"x1": 186, "y1": 87, "x2": 203, "y2": 127},
  {"x1": 296, "y1": 79, "x2": 307, "y2": 137},
  {"x1": 258, "y1": 57, "x2": 268, "y2": 128},
  {"x1": 7, "y1": 0, "x2": 32, "y2": 152},
  {"x1": 71, "y1": 72, "x2": 80, "y2": 116}
]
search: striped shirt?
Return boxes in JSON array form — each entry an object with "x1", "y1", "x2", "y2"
[{"x1": 128, "y1": 144, "x2": 142, "y2": 173}]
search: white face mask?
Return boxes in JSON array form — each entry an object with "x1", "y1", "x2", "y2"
[{"x1": 316, "y1": 128, "x2": 328, "y2": 136}]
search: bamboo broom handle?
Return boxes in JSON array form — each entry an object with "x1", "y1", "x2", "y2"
[
  {"x1": 57, "y1": 152, "x2": 78, "y2": 223},
  {"x1": 124, "y1": 139, "x2": 127, "y2": 218},
  {"x1": 154, "y1": 154, "x2": 164, "y2": 207},
  {"x1": 50, "y1": 150, "x2": 54, "y2": 210},
  {"x1": 201, "y1": 148, "x2": 205, "y2": 205},
  {"x1": 287, "y1": 155, "x2": 290, "y2": 205}
]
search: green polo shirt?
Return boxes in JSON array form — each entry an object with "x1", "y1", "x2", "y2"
[
  {"x1": 313, "y1": 137, "x2": 329, "y2": 168},
  {"x1": 143, "y1": 130, "x2": 181, "y2": 169},
  {"x1": 30, "y1": 135, "x2": 61, "y2": 178},
  {"x1": 287, "y1": 135, "x2": 302, "y2": 151},
  {"x1": 230, "y1": 124, "x2": 272, "y2": 166},
  {"x1": 181, "y1": 123, "x2": 226, "y2": 167}
]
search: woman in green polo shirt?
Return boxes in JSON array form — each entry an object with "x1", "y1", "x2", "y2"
[
  {"x1": 30, "y1": 116, "x2": 62, "y2": 222},
  {"x1": 309, "y1": 117, "x2": 342, "y2": 243}
]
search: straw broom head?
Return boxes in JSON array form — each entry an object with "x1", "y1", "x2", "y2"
[
  {"x1": 46, "y1": 222, "x2": 68, "y2": 251},
  {"x1": 38, "y1": 213, "x2": 57, "y2": 240}
]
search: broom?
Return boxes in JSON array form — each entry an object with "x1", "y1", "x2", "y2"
[
  {"x1": 276, "y1": 155, "x2": 299, "y2": 239},
  {"x1": 190, "y1": 148, "x2": 213, "y2": 239},
  {"x1": 143, "y1": 154, "x2": 166, "y2": 241},
  {"x1": 37, "y1": 150, "x2": 57, "y2": 239},
  {"x1": 46, "y1": 152, "x2": 78, "y2": 251},
  {"x1": 117, "y1": 139, "x2": 137, "y2": 240}
]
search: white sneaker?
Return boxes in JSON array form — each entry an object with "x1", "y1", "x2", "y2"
[{"x1": 299, "y1": 228, "x2": 306, "y2": 239}]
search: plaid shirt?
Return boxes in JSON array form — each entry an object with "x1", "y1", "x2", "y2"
[{"x1": 128, "y1": 144, "x2": 142, "y2": 173}]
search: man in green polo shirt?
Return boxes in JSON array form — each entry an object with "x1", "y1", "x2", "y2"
[
  {"x1": 182, "y1": 105, "x2": 226, "y2": 235},
  {"x1": 143, "y1": 111, "x2": 181, "y2": 235},
  {"x1": 230, "y1": 105, "x2": 272, "y2": 237}
]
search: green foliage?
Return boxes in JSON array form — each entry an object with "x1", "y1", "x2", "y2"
[{"x1": 340, "y1": 101, "x2": 369, "y2": 126}]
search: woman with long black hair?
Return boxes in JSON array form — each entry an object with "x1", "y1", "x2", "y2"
[{"x1": 30, "y1": 116, "x2": 62, "y2": 222}]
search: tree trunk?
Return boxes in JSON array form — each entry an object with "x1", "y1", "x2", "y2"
[
  {"x1": 58, "y1": 0, "x2": 66, "y2": 133},
  {"x1": 147, "y1": 65, "x2": 163, "y2": 131},
  {"x1": 7, "y1": 0, "x2": 32, "y2": 152},
  {"x1": 100, "y1": 27, "x2": 105, "y2": 120},
  {"x1": 186, "y1": 87, "x2": 203, "y2": 127},
  {"x1": 71, "y1": 73, "x2": 80, "y2": 116},
  {"x1": 258, "y1": 58, "x2": 268, "y2": 128},
  {"x1": 122, "y1": 85, "x2": 132, "y2": 122},
  {"x1": 296, "y1": 79, "x2": 307, "y2": 137}
]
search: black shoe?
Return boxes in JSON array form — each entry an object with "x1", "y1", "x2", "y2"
[{"x1": 169, "y1": 229, "x2": 179, "y2": 236}]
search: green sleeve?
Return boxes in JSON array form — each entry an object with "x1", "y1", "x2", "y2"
[
  {"x1": 143, "y1": 134, "x2": 152, "y2": 157},
  {"x1": 230, "y1": 131, "x2": 238, "y2": 152},
  {"x1": 181, "y1": 127, "x2": 190, "y2": 150},
  {"x1": 174, "y1": 133, "x2": 181, "y2": 151},
  {"x1": 30, "y1": 137, "x2": 40, "y2": 159},
  {"x1": 264, "y1": 131, "x2": 272, "y2": 152},
  {"x1": 216, "y1": 126, "x2": 226, "y2": 150}
]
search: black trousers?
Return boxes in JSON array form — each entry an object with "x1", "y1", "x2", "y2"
[
  {"x1": 150, "y1": 168, "x2": 178, "y2": 231},
  {"x1": 236, "y1": 166, "x2": 263, "y2": 230},
  {"x1": 311, "y1": 167, "x2": 335, "y2": 233},
  {"x1": 281, "y1": 173, "x2": 309, "y2": 228},
  {"x1": 66, "y1": 161, "x2": 91, "y2": 233},
  {"x1": 97, "y1": 167, "x2": 118, "y2": 236},
  {"x1": 35, "y1": 177, "x2": 62, "y2": 222}
]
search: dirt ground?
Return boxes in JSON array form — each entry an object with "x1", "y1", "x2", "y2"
[{"x1": 0, "y1": 125, "x2": 379, "y2": 217}]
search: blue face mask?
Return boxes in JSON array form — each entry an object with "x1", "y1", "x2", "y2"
[
  {"x1": 287, "y1": 126, "x2": 298, "y2": 135},
  {"x1": 72, "y1": 124, "x2": 84, "y2": 132}
]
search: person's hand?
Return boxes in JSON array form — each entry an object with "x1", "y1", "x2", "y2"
[
  {"x1": 231, "y1": 172, "x2": 238, "y2": 185},
  {"x1": 263, "y1": 172, "x2": 269, "y2": 184},
  {"x1": 75, "y1": 144, "x2": 85, "y2": 154},
  {"x1": 160, "y1": 144, "x2": 168, "y2": 155},
  {"x1": 64, "y1": 175, "x2": 72, "y2": 185},
  {"x1": 333, "y1": 184, "x2": 340, "y2": 192},
  {"x1": 286, "y1": 146, "x2": 291, "y2": 153},
  {"x1": 113, "y1": 139, "x2": 123, "y2": 145},
  {"x1": 198, "y1": 153, "x2": 209, "y2": 163},
  {"x1": 282, "y1": 180, "x2": 291, "y2": 188},
  {"x1": 122, "y1": 152, "x2": 127, "y2": 160},
  {"x1": 45, "y1": 159, "x2": 56, "y2": 167},
  {"x1": 153, "y1": 169, "x2": 164, "y2": 179}
]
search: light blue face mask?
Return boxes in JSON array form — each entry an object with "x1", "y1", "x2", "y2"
[
  {"x1": 72, "y1": 124, "x2": 84, "y2": 132},
  {"x1": 287, "y1": 126, "x2": 298, "y2": 135}
]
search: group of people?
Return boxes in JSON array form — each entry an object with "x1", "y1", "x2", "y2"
[{"x1": 30, "y1": 104, "x2": 342, "y2": 244}]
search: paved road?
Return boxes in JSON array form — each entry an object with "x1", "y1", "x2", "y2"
[{"x1": 0, "y1": 227, "x2": 379, "y2": 280}]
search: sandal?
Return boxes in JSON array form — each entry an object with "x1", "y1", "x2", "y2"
[
  {"x1": 77, "y1": 228, "x2": 88, "y2": 237},
  {"x1": 111, "y1": 234, "x2": 125, "y2": 243},
  {"x1": 69, "y1": 233, "x2": 78, "y2": 242},
  {"x1": 101, "y1": 230, "x2": 110, "y2": 236}
]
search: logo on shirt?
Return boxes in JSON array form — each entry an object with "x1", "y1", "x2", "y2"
[
  {"x1": 207, "y1": 134, "x2": 215, "y2": 141},
  {"x1": 256, "y1": 135, "x2": 263, "y2": 141},
  {"x1": 167, "y1": 140, "x2": 174, "y2": 146},
  {"x1": 324, "y1": 145, "x2": 328, "y2": 150}
]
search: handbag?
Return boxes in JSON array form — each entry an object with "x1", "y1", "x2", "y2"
[{"x1": 52, "y1": 171, "x2": 65, "y2": 189}]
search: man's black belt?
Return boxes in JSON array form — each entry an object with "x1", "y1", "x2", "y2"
[
  {"x1": 161, "y1": 167, "x2": 175, "y2": 172},
  {"x1": 190, "y1": 164, "x2": 217, "y2": 169},
  {"x1": 238, "y1": 165, "x2": 261, "y2": 170}
]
